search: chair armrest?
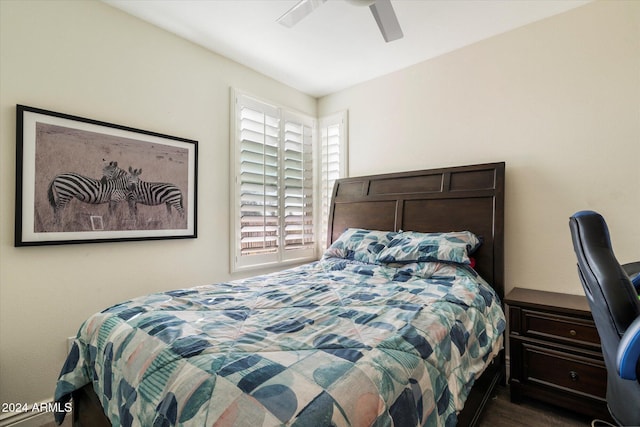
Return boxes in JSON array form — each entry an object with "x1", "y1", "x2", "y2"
[
  {"x1": 617, "y1": 315, "x2": 640, "y2": 381},
  {"x1": 623, "y1": 262, "x2": 640, "y2": 277},
  {"x1": 623, "y1": 262, "x2": 640, "y2": 292}
]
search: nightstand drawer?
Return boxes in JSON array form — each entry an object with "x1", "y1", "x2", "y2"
[
  {"x1": 506, "y1": 288, "x2": 611, "y2": 421},
  {"x1": 518, "y1": 340, "x2": 607, "y2": 399},
  {"x1": 520, "y1": 309, "x2": 600, "y2": 348}
]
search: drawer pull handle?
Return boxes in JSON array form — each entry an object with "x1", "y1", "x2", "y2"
[
  {"x1": 569, "y1": 329, "x2": 577, "y2": 336},
  {"x1": 569, "y1": 371, "x2": 579, "y2": 381}
]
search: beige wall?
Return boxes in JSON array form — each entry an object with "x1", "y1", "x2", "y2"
[
  {"x1": 319, "y1": 0, "x2": 640, "y2": 297},
  {"x1": 1, "y1": 0, "x2": 639, "y2": 414},
  {"x1": 0, "y1": 0, "x2": 315, "y2": 409}
]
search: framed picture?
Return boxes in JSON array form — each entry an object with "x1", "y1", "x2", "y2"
[{"x1": 15, "y1": 105, "x2": 198, "y2": 246}]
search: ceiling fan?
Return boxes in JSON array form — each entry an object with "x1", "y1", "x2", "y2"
[{"x1": 277, "y1": 0, "x2": 404, "y2": 43}]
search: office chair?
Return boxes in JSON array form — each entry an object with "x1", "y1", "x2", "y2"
[{"x1": 569, "y1": 210, "x2": 640, "y2": 426}]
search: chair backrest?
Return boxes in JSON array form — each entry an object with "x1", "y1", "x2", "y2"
[
  {"x1": 570, "y1": 210, "x2": 640, "y2": 426},
  {"x1": 570, "y1": 211, "x2": 640, "y2": 341}
]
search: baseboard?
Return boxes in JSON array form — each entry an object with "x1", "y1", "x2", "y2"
[
  {"x1": 505, "y1": 354, "x2": 510, "y2": 382},
  {"x1": 0, "y1": 411, "x2": 50, "y2": 427},
  {"x1": 0, "y1": 398, "x2": 70, "y2": 427}
]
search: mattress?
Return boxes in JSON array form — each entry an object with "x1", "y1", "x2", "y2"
[{"x1": 54, "y1": 255, "x2": 505, "y2": 426}]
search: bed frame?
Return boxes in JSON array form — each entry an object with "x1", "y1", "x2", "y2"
[
  {"x1": 70, "y1": 161, "x2": 505, "y2": 426},
  {"x1": 328, "y1": 161, "x2": 505, "y2": 426}
]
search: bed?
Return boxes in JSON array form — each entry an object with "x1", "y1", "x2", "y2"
[{"x1": 54, "y1": 162, "x2": 506, "y2": 427}]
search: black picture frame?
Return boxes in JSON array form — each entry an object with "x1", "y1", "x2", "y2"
[{"x1": 15, "y1": 105, "x2": 198, "y2": 246}]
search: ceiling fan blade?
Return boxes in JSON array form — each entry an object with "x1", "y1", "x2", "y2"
[
  {"x1": 369, "y1": 0, "x2": 403, "y2": 42},
  {"x1": 277, "y1": 0, "x2": 328, "y2": 28}
]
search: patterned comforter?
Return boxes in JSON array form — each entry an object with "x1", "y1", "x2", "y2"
[{"x1": 54, "y1": 257, "x2": 505, "y2": 427}]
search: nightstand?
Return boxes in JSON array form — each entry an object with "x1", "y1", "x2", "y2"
[{"x1": 505, "y1": 287, "x2": 612, "y2": 421}]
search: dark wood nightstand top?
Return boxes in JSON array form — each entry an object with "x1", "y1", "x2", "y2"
[{"x1": 505, "y1": 287, "x2": 591, "y2": 315}]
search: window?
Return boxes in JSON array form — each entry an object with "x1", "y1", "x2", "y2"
[
  {"x1": 231, "y1": 90, "x2": 316, "y2": 272},
  {"x1": 282, "y1": 111, "x2": 315, "y2": 253},
  {"x1": 318, "y1": 111, "x2": 348, "y2": 250}
]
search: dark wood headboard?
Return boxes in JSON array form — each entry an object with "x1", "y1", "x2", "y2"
[{"x1": 327, "y1": 162, "x2": 505, "y2": 299}]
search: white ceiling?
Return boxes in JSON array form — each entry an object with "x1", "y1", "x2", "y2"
[{"x1": 103, "y1": 0, "x2": 591, "y2": 98}]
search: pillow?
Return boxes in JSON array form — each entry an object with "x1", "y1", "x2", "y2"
[
  {"x1": 376, "y1": 230, "x2": 481, "y2": 265},
  {"x1": 323, "y1": 228, "x2": 398, "y2": 264},
  {"x1": 391, "y1": 261, "x2": 458, "y2": 281}
]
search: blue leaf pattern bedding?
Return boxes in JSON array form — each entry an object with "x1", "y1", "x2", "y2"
[{"x1": 54, "y1": 256, "x2": 505, "y2": 427}]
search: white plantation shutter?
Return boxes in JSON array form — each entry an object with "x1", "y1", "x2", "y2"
[
  {"x1": 319, "y1": 111, "x2": 348, "y2": 250},
  {"x1": 239, "y1": 101, "x2": 280, "y2": 257},
  {"x1": 283, "y1": 113, "x2": 315, "y2": 253},
  {"x1": 232, "y1": 90, "x2": 317, "y2": 271}
]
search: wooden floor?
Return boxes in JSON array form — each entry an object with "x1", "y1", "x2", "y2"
[
  {"x1": 41, "y1": 414, "x2": 70, "y2": 427},
  {"x1": 479, "y1": 384, "x2": 596, "y2": 427}
]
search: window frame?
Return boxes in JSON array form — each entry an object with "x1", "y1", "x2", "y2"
[
  {"x1": 230, "y1": 89, "x2": 317, "y2": 273},
  {"x1": 317, "y1": 110, "x2": 348, "y2": 251}
]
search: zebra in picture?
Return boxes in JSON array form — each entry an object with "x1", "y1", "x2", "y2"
[
  {"x1": 47, "y1": 161, "x2": 132, "y2": 224},
  {"x1": 126, "y1": 167, "x2": 184, "y2": 216}
]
